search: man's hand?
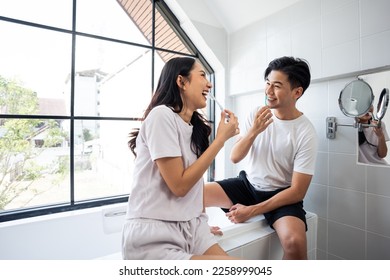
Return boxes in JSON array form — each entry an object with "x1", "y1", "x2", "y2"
[
  {"x1": 250, "y1": 106, "x2": 273, "y2": 136},
  {"x1": 226, "y1": 203, "x2": 254, "y2": 223}
]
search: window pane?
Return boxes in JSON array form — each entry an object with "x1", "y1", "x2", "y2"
[
  {"x1": 74, "y1": 119, "x2": 137, "y2": 201},
  {"x1": 0, "y1": 0, "x2": 72, "y2": 30},
  {"x1": 154, "y1": 7, "x2": 194, "y2": 55},
  {"x1": 114, "y1": 0, "x2": 154, "y2": 47},
  {"x1": 0, "y1": 21, "x2": 71, "y2": 116},
  {"x1": 77, "y1": 0, "x2": 151, "y2": 46},
  {"x1": 153, "y1": 50, "x2": 170, "y2": 93},
  {"x1": 0, "y1": 0, "x2": 211, "y2": 220},
  {"x1": 74, "y1": 36, "x2": 153, "y2": 118},
  {"x1": 0, "y1": 118, "x2": 70, "y2": 212}
]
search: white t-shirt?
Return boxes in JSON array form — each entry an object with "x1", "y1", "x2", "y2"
[
  {"x1": 125, "y1": 105, "x2": 203, "y2": 221},
  {"x1": 243, "y1": 106, "x2": 318, "y2": 191},
  {"x1": 358, "y1": 122, "x2": 389, "y2": 165}
]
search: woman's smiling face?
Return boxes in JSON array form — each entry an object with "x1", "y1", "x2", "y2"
[{"x1": 181, "y1": 62, "x2": 212, "y2": 111}]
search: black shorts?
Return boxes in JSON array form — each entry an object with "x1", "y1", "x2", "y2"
[{"x1": 216, "y1": 170, "x2": 307, "y2": 231}]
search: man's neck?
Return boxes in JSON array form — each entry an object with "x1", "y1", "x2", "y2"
[{"x1": 274, "y1": 108, "x2": 302, "y2": 120}]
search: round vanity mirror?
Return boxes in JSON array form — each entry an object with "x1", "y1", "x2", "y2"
[
  {"x1": 339, "y1": 79, "x2": 374, "y2": 117},
  {"x1": 375, "y1": 88, "x2": 389, "y2": 121}
]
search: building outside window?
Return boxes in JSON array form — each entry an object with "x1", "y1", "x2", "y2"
[{"x1": 0, "y1": 0, "x2": 215, "y2": 222}]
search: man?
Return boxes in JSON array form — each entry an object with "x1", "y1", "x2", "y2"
[{"x1": 205, "y1": 56, "x2": 318, "y2": 259}]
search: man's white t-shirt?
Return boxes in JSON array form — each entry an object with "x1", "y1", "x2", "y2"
[
  {"x1": 125, "y1": 105, "x2": 203, "y2": 221},
  {"x1": 243, "y1": 106, "x2": 318, "y2": 191}
]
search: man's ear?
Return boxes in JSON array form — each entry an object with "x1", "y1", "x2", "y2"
[{"x1": 294, "y1": 87, "x2": 303, "y2": 100}]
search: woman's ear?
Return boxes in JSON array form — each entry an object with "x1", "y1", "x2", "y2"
[{"x1": 176, "y1": 75, "x2": 186, "y2": 90}]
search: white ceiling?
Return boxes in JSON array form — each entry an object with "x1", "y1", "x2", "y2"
[{"x1": 199, "y1": 0, "x2": 303, "y2": 34}]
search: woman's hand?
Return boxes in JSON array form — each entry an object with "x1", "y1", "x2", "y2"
[
  {"x1": 215, "y1": 109, "x2": 239, "y2": 142},
  {"x1": 210, "y1": 226, "x2": 223, "y2": 236},
  {"x1": 372, "y1": 120, "x2": 385, "y2": 138}
]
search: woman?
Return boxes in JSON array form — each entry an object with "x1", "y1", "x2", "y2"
[
  {"x1": 358, "y1": 105, "x2": 389, "y2": 165},
  {"x1": 122, "y1": 57, "x2": 239, "y2": 260}
]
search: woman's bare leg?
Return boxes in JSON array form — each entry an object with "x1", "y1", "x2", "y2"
[{"x1": 190, "y1": 243, "x2": 239, "y2": 260}]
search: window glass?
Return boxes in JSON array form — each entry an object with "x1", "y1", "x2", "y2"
[
  {"x1": 0, "y1": 118, "x2": 70, "y2": 211},
  {"x1": 0, "y1": 21, "x2": 71, "y2": 115},
  {"x1": 74, "y1": 36, "x2": 153, "y2": 118},
  {"x1": 154, "y1": 7, "x2": 193, "y2": 54},
  {"x1": 0, "y1": 0, "x2": 72, "y2": 29},
  {"x1": 0, "y1": 0, "x2": 210, "y2": 220},
  {"x1": 76, "y1": 0, "x2": 150, "y2": 46},
  {"x1": 74, "y1": 119, "x2": 137, "y2": 201},
  {"x1": 153, "y1": 50, "x2": 171, "y2": 92}
]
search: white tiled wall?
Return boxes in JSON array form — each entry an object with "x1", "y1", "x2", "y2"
[
  {"x1": 172, "y1": 0, "x2": 390, "y2": 260},
  {"x1": 224, "y1": 0, "x2": 390, "y2": 260}
]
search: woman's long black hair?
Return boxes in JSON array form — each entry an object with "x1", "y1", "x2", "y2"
[
  {"x1": 358, "y1": 119, "x2": 377, "y2": 147},
  {"x1": 128, "y1": 57, "x2": 211, "y2": 158}
]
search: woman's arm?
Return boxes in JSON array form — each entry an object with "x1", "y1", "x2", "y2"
[
  {"x1": 373, "y1": 123, "x2": 388, "y2": 158},
  {"x1": 157, "y1": 110, "x2": 239, "y2": 197}
]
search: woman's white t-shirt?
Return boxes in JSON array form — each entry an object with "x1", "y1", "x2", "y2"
[
  {"x1": 243, "y1": 106, "x2": 318, "y2": 191},
  {"x1": 125, "y1": 105, "x2": 203, "y2": 221},
  {"x1": 358, "y1": 122, "x2": 389, "y2": 165}
]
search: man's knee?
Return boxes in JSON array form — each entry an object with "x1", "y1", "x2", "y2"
[{"x1": 281, "y1": 232, "x2": 306, "y2": 251}]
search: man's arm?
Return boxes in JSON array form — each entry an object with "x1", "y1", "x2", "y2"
[
  {"x1": 226, "y1": 172, "x2": 313, "y2": 223},
  {"x1": 230, "y1": 106, "x2": 273, "y2": 163}
]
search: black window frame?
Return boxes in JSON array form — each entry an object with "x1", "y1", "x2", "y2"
[{"x1": 0, "y1": 0, "x2": 217, "y2": 222}]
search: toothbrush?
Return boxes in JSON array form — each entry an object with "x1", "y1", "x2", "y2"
[
  {"x1": 209, "y1": 93, "x2": 224, "y2": 112},
  {"x1": 209, "y1": 93, "x2": 230, "y2": 122}
]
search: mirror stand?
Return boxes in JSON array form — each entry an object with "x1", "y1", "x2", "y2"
[
  {"x1": 326, "y1": 117, "x2": 384, "y2": 139},
  {"x1": 326, "y1": 117, "x2": 358, "y2": 139}
]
